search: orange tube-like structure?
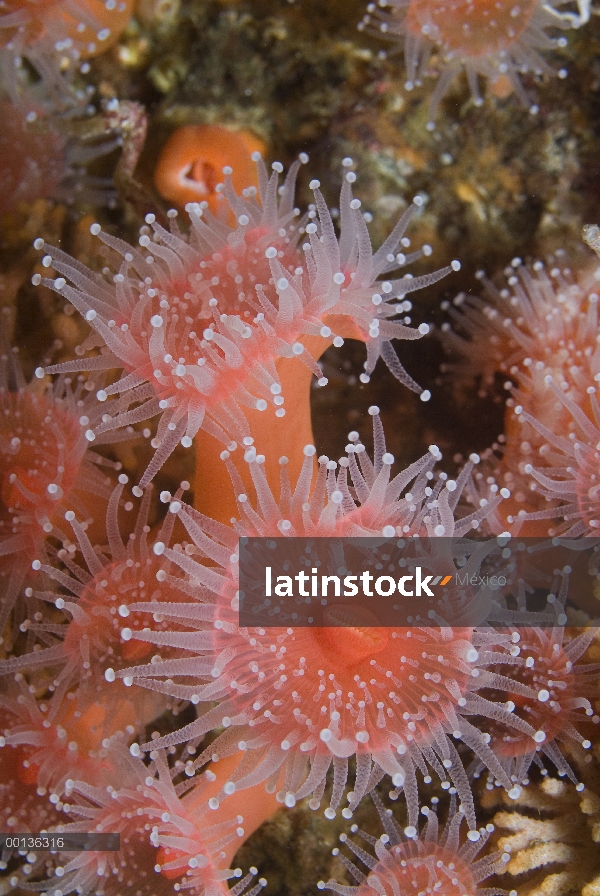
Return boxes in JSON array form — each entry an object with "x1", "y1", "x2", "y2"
[{"x1": 154, "y1": 124, "x2": 265, "y2": 215}]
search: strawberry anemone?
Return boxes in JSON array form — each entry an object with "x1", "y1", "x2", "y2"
[
  {"x1": 0, "y1": 477, "x2": 188, "y2": 724},
  {"x1": 473, "y1": 576, "x2": 600, "y2": 787},
  {"x1": 31, "y1": 742, "x2": 265, "y2": 896},
  {"x1": 320, "y1": 794, "x2": 514, "y2": 896},
  {"x1": 510, "y1": 375, "x2": 600, "y2": 535},
  {"x1": 440, "y1": 255, "x2": 600, "y2": 533},
  {"x1": 34, "y1": 154, "x2": 459, "y2": 488},
  {"x1": 107, "y1": 414, "x2": 518, "y2": 832},
  {"x1": 0, "y1": 0, "x2": 134, "y2": 100},
  {"x1": 440, "y1": 256, "x2": 600, "y2": 403},
  {"x1": 360, "y1": 0, "x2": 576, "y2": 125},
  {"x1": 0, "y1": 337, "x2": 130, "y2": 637},
  {"x1": 0, "y1": 672, "x2": 133, "y2": 799},
  {"x1": 0, "y1": 98, "x2": 119, "y2": 221},
  {"x1": 153, "y1": 123, "x2": 265, "y2": 214}
]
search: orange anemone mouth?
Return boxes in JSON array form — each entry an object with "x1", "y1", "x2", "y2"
[
  {"x1": 181, "y1": 158, "x2": 219, "y2": 197},
  {"x1": 315, "y1": 604, "x2": 389, "y2": 666}
]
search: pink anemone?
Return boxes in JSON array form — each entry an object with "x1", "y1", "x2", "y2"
[
  {"x1": 320, "y1": 793, "x2": 513, "y2": 896},
  {"x1": 34, "y1": 155, "x2": 458, "y2": 488},
  {"x1": 32, "y1": 742, "x2": 265, "y2": 896},
  {"x1": 0, "y1": 477, "x2": 188, "y2": 724},
  {"x1": 360, "y1": 0, "x2": 577, "y2": 125},
  {"x1": 104, "y1": 414, "x2": 518, "y2": 833},
  {"x1": 0, "y1": 329, "x2": 131, "y2": 638}
]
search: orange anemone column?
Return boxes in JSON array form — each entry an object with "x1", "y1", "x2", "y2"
[
  {"x1": 181, "y1": 753, "x2": 283, "y2": 868},
  {"x1": 193, "y1": 334, "x2": 330, "y2": 525}
]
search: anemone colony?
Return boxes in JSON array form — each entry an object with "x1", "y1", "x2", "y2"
[{"x1": 1, "y1": 1, "x2": 600, "y2": 895}]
